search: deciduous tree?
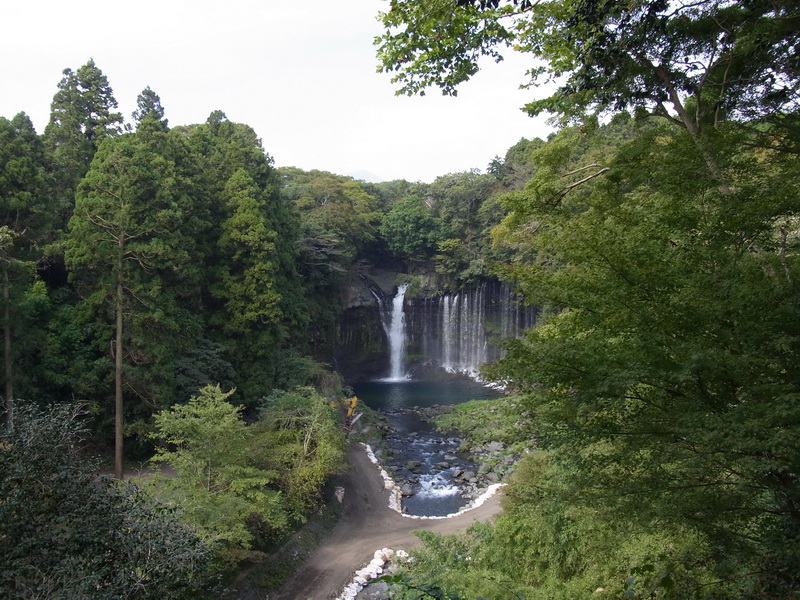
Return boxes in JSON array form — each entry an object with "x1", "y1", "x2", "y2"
[
  {"x1": 486, "y1": 121, "x2": 800, "y2": 595},
  {"x1": 150, "y1": 384, "x2": 287, "y2": 559},
  {"x1": 255, "y1": 387, "x2": 345, "y2": 520},
  {"x1": 377, "y1": 0, "x2": 800, "y2": 179}
]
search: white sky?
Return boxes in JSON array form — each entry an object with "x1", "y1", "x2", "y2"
[{"x1": 1, "y1": 0, "x2": 553, "y2": 183}]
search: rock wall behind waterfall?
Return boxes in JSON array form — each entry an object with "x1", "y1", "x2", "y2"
[{"x1": 332, "y1": 270, "x2": 396, "y2": 382}]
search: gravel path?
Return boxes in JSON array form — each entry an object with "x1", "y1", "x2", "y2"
[{"x1": 270, "y1": 443, "x2": 503, "y2": 600}]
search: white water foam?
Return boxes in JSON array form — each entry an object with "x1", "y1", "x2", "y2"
[
  {"x1": 387, "y1": 284, "x2": 409, "y2": 380},
  {"x1": 416, "y1": 473, "x2": 460, "y2": 499},
  {"x1": 361, "y1": 443, "x2": 505, "y2": 520},
  {"x1": 336, "y1": 445, "x2": 505, "y2": 600}
]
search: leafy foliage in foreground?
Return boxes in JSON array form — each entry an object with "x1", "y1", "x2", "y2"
[
  {"x1": 148, "y1": 384, "x2": 345, "y2": 565},
  {"x1": 149, "y1": 385, "x2": 287, "y2": 561},
  {"x1": 399, "y1": 455, "x2": 731, "y2": 599},
  {"x1": 255, "y1": 387, "x2": 347, "y2": 521},
  {"x1": 397, "y1": 117, "x2": 800, "y2": 598},
  {"x1": 376, "y1": 1, "x2": 800, "y2": 594},
  {"x1": 0, "y1": 403, "x2": 215, "y2": 599},
  {"x1": 376, "y1": 0, "x2": 800, "y2": 128},
  {"x1": 494, "y1": 120, "x2": 800, "y2": 592}
]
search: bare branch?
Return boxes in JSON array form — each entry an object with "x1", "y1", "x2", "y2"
[{"x1": 561, "y1": 168, "x2": 610, "y2": 194}]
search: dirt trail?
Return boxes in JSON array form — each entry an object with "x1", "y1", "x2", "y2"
[{"x1": 270, "y1": 444, "x2": 503, "y2": 600}]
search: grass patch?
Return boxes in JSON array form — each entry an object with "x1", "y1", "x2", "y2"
[{"x1": 433, "y1": 395, "x2": 532, "y2": 454}]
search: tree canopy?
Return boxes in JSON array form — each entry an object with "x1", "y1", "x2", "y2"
[
  {"x1": 4, "y1": 42, "x2": 800, "y2": 598},
  {"x1": 376, "y1": 3, "x2": 800, "y2": 595},
  {"x1": 377, "y1": 0, "x2": 800, "y2": 130}
]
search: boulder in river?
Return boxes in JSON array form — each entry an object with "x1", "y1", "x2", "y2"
[{"x1": 399, "y1": 483, "x2": 415, "y2": 497}]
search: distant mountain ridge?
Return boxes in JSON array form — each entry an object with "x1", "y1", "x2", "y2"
[{"x1": 346, "y1": 170, "x2": 384, "y2": 183}]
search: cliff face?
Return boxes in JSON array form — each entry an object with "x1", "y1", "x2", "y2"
[
  {"x1": 332, "y1": 269, "x2": 399, "y2": 383},
  {"x1": 331, "y1": 305, "x2": 386, "y2": 383}
]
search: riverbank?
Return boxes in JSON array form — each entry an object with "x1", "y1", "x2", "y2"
[{"x1": 234, "y1": 396, "x2": 522, "y2": 599}]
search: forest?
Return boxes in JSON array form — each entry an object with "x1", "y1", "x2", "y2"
[{"x1": 2, "y1": 0, "x2": 799, "y2": 598}]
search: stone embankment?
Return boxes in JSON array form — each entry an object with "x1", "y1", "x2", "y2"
[{"x1": 341, "y1": 444, "x2": 504, "y2": 599}]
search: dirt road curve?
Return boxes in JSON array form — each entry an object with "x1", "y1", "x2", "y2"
[{"x1": 271, "y1": 444, "x2": 503, "y2": 600}]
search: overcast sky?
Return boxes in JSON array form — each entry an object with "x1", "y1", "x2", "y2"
[{"x1": 1, "y1": 0, "x2": 553, "y2": 183}]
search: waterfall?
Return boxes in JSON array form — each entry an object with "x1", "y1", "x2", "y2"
[
  {"x1": 357, "y1": 276, "x2": 537, "y2": 382},
  {"x1": 441, "y1": 295, "x2": 455, "y2": 372},
  {"x1": 386, "y1": 283, "x2": 409, "y2": 380},
  {"x1": 404, "y1": 281, "x2": 538, "y2": 380},
  {"x1": 365, "y1": 281, "x2": 410, "y2": 381}
]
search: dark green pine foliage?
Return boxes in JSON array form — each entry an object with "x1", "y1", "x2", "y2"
[
  {"x1": 65, "y1": 122, "x2": 204, "y2": 476},
  {"x1": 184, "y1": 112, "x2": 307, "y2": 405},
  {"x1": 43, "y1": 59, "x2": 123, "y2": 224},
  {"x1": 0, "y1": 113, "x2": 55, "y2": 431},
  {"x1": 0, "y1": 114, "x2": 52, "y2": 240},
  {"x1": 213, "y1": 168, "x2": 282, "y2": 331},
  {"x1": 132, "y1": 86, "x2": 168, "y2": 132}
]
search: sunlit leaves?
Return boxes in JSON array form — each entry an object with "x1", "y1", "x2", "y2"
[
  {"x1": 255, "y1": 387, "x2": 346, "y2": 520},
  {"x1": 376, "y1": 0, "x2": 515, "y2": 97},
  {"x1": 485, "y1": 118, "x2": 800, "y2": 594},
  {"x1": 377, "y1": 0, "x2": 800, "y2": 135},
  {"x1": 150, "y1": 385, "x2": 286, "y2": 555}
]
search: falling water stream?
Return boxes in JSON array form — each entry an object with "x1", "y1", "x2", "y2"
[
  {"x1": 405, "y1": 281, "x2": 539, "y2": 378},
  {"x1": 385, "y1": 283, "x2": 409, "y2": 381}
]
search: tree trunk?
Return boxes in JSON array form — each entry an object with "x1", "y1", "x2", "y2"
[
  {"x1": 3, "y1": 266, "x2": 12, "y2": 434},
  {"x1": 647, "y1": 60, "x2": 731, "y2": 193},
  {"x1": 115, "y1": 249, "x2": 124, "y2": 480}
]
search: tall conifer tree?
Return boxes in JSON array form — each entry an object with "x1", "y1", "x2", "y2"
[
  {"x1": 44, "y1": 59, "x2": 123, "y2": 223},
  {"x1": 66, "y1": 122, "x2": 201, "y2": 478},
  {"x1": 186, "y1": 112, "x2": 306, "y2": 403},
  {"x1": 0, "y1": 113, "x2": 53, "y2": 432}
]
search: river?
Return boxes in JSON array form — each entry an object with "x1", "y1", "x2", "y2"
[{"x1": 353, "y1": 378, "x2": 503, "y2": 517}]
